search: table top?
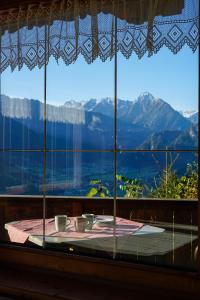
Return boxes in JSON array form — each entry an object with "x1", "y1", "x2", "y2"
[
  {"x1": 5, "y1": 216, "x2": 198, "y2": 258},
  {"x1": 5, "y1": 216, "x2": 143, "y2": 242}
]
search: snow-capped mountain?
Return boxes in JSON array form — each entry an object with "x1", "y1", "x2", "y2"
[
  {"x1": 189, "y1": 112, "x2": 198, "y2": 124},
  {"x1": 0, "y1": 92, "x2": 197, "y2": 150},
  {"x1": 64, "y1": 100, "x2": 83, "y2": 109},
  {"x1": 180, "y1": 110, "x2": 197, "y2": 119},
  {"x1": 179, "y1": 110, "x2": 198, "y2": 125},
  {"x1": 83, "y1": 97, "x2": 114, "y2": 117},
  {"x1": 82, "y1": 92, "x2": 192, "y2": 132}
]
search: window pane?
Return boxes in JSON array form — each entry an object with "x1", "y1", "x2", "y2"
[
  {"x1": 0, "y1": 152, "x2": 43, "y2": 195},
  {"x1": 117, "y1": 49, "x2": 198, "y2": 150},
  {"x1": 46, "y1": 57, "x2": 114, "y2": 150},
  {"x1": 0, "y1": 65, "x2": 45, "y2": 247},
  {"x1": 115, "y1": 46, "x2": 198, "y2": 271},
  {"x1": 116, "y1": 151, "x2": 198, "y2": 270},
  {"x1": 0, "y1": 67, "x2": 44, "y2": 150},
  {"x1": 0, "y1": 152, "x2": 43, "y2": 245},
  {"x1": 44, "y1": 151, "x2": 114, "y2": 257},
  {"x1": 44, "y1": 57, "x2": 116, "y2": 258},
  {"x1": 45, "y1": 152, "x2": 114, "y2": 197},
  {"x1": 117, "y1": 151, "x2": 198, "y2": 200}
]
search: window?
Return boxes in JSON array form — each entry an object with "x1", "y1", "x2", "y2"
[{"x1": 0, "y1": 0, "x2": 199, "y2": 273}]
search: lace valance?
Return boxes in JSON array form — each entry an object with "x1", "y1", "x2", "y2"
[{"x1": 0, "y1": 0, "x2": 199, "y2": 72}]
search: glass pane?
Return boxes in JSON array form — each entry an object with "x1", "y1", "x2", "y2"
[
  {"x1": 44, "y1": 151, "x2": 115, "y2": 258},
  {"x1": 44, "y1": 56, "x2": 115, "y2": 258},
  {"x1": 46, "y1": 57, "x2": 114, "y2": 150},
  {"x1": 45, "y1": 152, "x2": 114, "y2": 197},
  {"x1": 117, "y1": 49, "x2": 198, "y2": 150},
  {"x1": 0, "y1": 66, "x2": 44, "y2": 150},
  {"x1": 0, "y1": 152, "x2": 43, "y2": 246},
  {"x1": 115, "y1": 151, "x2": 198, "y2": 270},
  {"x1": 0, "y1": 65, "x2": 45, "y2": 247},
  {"x1": 0, "y1": 151, "x2": 43, "y2": 195},
  {"x1": 117, "y1": 151, "x2": 198, "y2": 200}
]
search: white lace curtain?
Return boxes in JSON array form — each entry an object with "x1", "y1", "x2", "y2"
[{"x1": 0, "y1": 0, "x2": 199, "y2": 72}]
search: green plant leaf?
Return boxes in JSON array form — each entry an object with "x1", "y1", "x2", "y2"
[
  {"x1": 116, "y1": 175, "x2": 122, "y2": 181},
  {"x1": 99, "y1": 192, "x2": 106, "y2": 197},
  {"x1": 86, "y1": 187, "x2": 98, "y2": 197}
]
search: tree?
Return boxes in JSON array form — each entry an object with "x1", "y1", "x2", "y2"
[
  {"x1": 178, "y1": 162, "x2": 198, "y2": 199},
  {"x1": 116, "y1": 175, "x2": 143, "y2": 198},
  {"x1": 150, "y1": 162, "x2": 198, "y2": 199}
]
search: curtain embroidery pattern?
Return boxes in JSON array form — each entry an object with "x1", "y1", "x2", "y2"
[{"x1": 0, "y1": 0, "x2": 199, "y2": 72}]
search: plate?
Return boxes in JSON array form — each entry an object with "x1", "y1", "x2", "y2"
[{"x1": 95, "y1": 215, "x2": 114, "y2": 227}]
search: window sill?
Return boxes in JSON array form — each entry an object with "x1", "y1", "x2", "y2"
[{"x1": 0, "y1": 243, "x2": 199, "y2": 299}]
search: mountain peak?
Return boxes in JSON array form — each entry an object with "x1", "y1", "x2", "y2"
[
  {"x1": 64, "y1": 100, "x2": 83, "y2": 109},
  {"x1": 136, "y1": 92, "x2": 155, "y2": 104},
  {"x1": 180, "y1": 110, "x2": 197, "y2": 118},
  {"x1": 140, "y1": 91, "x2": 154, "y2": 97},
  {"x1": 101, "y1": 97, "x2": 113, "y2": 104}
]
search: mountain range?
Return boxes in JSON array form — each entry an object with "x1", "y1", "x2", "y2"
[
  {"x1": 0, "y1": 92, "x2": 198, "y2": 195},
  {"x1": 0, "y1": 92, "x2": 198, "y2": 150}
]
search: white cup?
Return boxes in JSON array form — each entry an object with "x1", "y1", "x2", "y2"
[
  {"x1": 55, "y1": 215, "x2": 71, "y2": 232},
  {"x1": 82, "y1": 214, "x2": 96, "y2": 230},
  {"x1": 75, "y1": 216, "x2": 89, "y2": 232}
]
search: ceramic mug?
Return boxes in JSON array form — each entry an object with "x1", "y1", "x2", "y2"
[
  {"x1": 75, "y1": 216, "x2": 89, "y2": 232},
  {"x1": 82, "y1": 214, "x2": 96, "y2": 230},
  {"x1": 55, "y1": 215, "x2": 71, "y2": 232}
]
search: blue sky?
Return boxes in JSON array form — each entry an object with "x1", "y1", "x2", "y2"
[{"x1": 1, "y1": 46, "x2": 198, "y2": 111}]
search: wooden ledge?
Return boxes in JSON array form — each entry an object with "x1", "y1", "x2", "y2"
[
  {"x1": 0, "y1": 263, "x2": 199, "y2": 300},
  {"x1": 0, "y1": 244, "x2": 200, "y2": 299}
]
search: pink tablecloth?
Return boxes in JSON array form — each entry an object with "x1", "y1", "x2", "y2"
[{"x1": 6, "y1": 216, "x2": 143, "y2": 244}]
